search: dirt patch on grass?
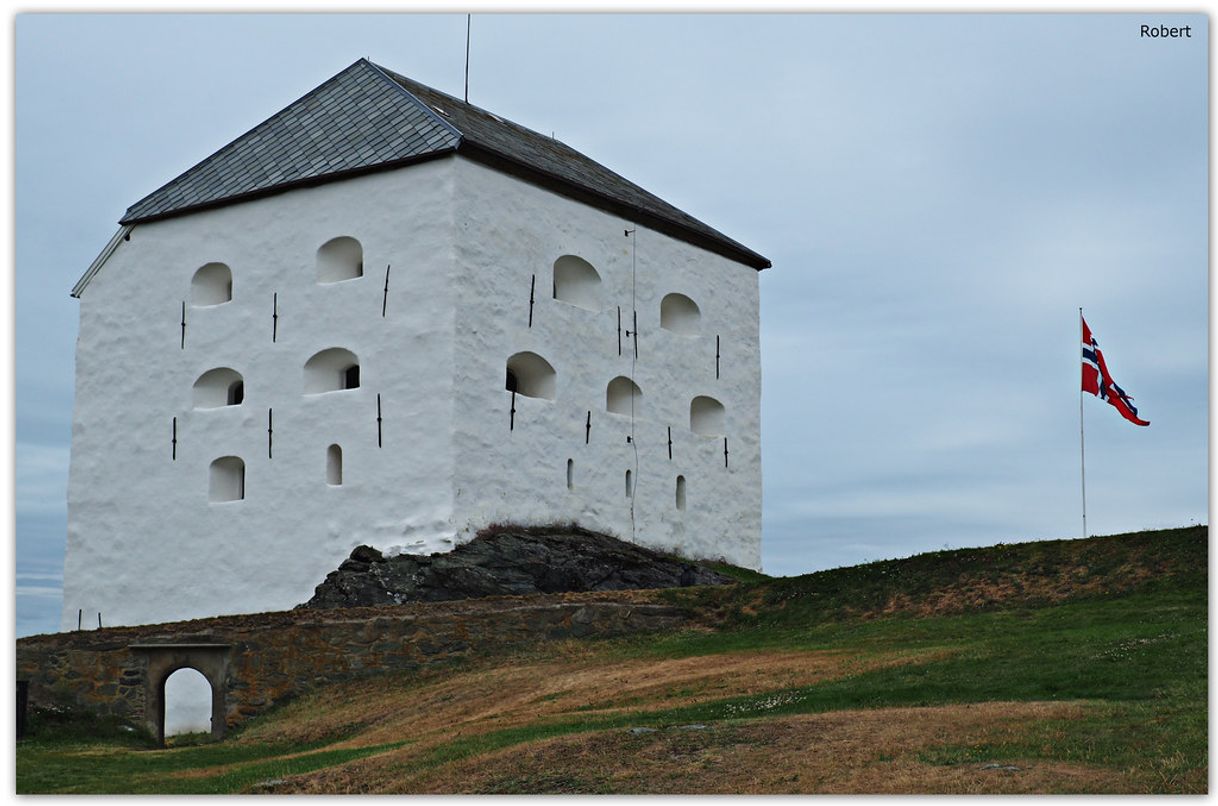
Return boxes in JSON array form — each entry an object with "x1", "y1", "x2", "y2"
[{"x1": 390, "y1": 701, "x2": 1139, "y2": 794}]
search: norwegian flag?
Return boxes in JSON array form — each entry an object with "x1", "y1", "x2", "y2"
[{"x1": 1082, "y1": 316, "x2": 1149, "y2": 426}]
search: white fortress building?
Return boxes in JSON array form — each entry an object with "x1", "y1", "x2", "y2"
[{"x1": 62, "y1": 59, "x2": 770, "y2": 629}]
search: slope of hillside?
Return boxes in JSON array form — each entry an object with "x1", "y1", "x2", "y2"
[
  {"x1": 17, "y1": 526, "x2": 1207, "y2": 794},
  {"x1": 677, "y1": 523, "x2": 1207, "y2": 627}
]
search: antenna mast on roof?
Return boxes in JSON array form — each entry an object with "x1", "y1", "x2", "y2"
[{"x1": 464, "y1": 14, "x2": 471, "y2": 103}]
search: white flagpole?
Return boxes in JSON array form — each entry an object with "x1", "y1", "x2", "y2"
[{"x1": 1079, "y1": 307, "x2": 1088, "y2": 538}]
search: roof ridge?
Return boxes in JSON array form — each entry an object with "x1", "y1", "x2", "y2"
[
  {"x1": 362, "y1": 59, "x2": 465, "y2": 142},
  {"x1": 372, "y1": 62, "x2": 560, "y2": 148},
  {"x1": 370, "y1": 64, "x2": 760, "y2": 263}
]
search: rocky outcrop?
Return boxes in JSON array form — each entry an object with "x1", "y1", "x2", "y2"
[{"x1": 300, "y1": 525, "x2": 734, "y2": 609}]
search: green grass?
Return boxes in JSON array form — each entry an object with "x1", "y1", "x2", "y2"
[
  {"x1": 667, "y1": 525, "x2": 1206, "y2": 630},
  {"x1": 18, "y1": 699, "x2": 409, "y2": 794},
  {"x1": 16, "y1": 733, "x2": 407, "y2": 794},
  {"x1": 698, "y1": 560, "x2": 771, "y2": 583}
]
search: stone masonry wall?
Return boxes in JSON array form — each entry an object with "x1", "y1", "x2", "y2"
[{"x1": 16, "y1": 590, "x2": 694, "y2": 738}]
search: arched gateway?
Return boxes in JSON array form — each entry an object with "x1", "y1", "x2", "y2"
[{"x1": 130, "y1": 643, "x2": 230, "y2": 745}]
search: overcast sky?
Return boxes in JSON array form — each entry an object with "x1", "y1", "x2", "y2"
[{"x1": 14, "y1": 13, "x2": 1208, "y2": 636}]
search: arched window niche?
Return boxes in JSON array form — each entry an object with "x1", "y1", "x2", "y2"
[
  {"x1": 190, "y1": 263, "x2": 232, "y2": 306},
  {"x1": 606, "y1": 376, "x2": 642, "y2": 417},
  {"x1": 192, "y1": 368, "x2": 244, "y2": 409},
  {"x1": 316, "y1": 236, "x2": 364, "y2": 284},
  {"x1": 566, "y1": 458, "x2": 574, "y2": 491},
  {"x1": 676, "y1": 475, "x2": 687, "y2": 510},
  {"x1": 505, "y1": 352, "x2": 556, "y2": 400},
  {"x1": 326, "y1": 444, "x2": 343, "y2": 486},
  {"x1": 209, "y1": 456, "x2": 245, "y2": 503},
  {"x1": 661, "y1": 293, "x2": 701, "y2": 335},
  {"x1": 303, "y1": 348, "x2": 360, "y2": 394},
  {"x1": 552, "y1": 255, "x2": 603, "y2": 311},
  {"x1": 690, "y1": 395, "x2": 726, "y2": 436}
]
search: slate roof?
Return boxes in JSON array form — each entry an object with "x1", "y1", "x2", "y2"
[{"x1": 120, "y1": 59, "x2": 769, "y2": 270}]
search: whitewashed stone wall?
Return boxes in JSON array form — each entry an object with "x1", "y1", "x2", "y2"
[
  {"x1": 63, "y1": 160, "x2": 460, "y2": 629},
  {"x1": 62, "y1": 155, "x2": 762, "y2": 630},
  {"x1": 449, "y1": 160, "x2": 762, "y2": 569}
]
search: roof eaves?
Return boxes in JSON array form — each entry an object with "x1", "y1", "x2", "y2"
[
  {"x1": 71, "y1": 225, "x2": 133, "y2": 298},
  {"x1": 118, "y1": 149, "x2": 458, "y2": 226}
]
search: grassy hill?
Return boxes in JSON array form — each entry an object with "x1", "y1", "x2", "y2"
[{"x1": 17, "y1": 525, "x2": 1207, "y2": 794}]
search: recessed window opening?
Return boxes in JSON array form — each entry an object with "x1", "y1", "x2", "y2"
[
  {"x1": 327, "y1": 444, "x2": 343, "y2": 486},
  {"x1": 606, "y1": 376, "x2": 642, "y2": 416},
  {"x1": 676, "y1": 475, "x2": 687, "y2": 510},
  {"x1": 316, "y1": 236, "x2": 364, "y2": 283},
  {"x1": 163, "y1": 667, "x2": 212, "y2": 739},
  {"x1": 192, "y1": 368, "x2": 244, "y2": 409},
  {"x1": 190, "y1": 263, "x2": 232, "y2": 306},
  {"x1": 209, "y1": 456, "x2": 245, "y2": 502},
  {"x1": 505, "y1": 352, "x2": 556, "y2": 399},
  {"x1": 552, "y1": 255, "x2": 603, "y2": 311},
  {"x1": 690, "y1": 395, "x2": 726, "y2": 436},
  {"x1": 303, "y1": 348, "x2": 361, "y2": 394},
  {"x1": 625, "y1": 469, "x2": 633, "y2": 498},
  {"x1": 661, "y1": 293, "x2": 701, "y2": 335},
  {"x1": 566, "y1": 458, "x2": 574, "y2": 490}
]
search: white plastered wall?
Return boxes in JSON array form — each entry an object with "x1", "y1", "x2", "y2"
[
  {"x1": 62, "y1": 154, "x2": 763, "y2": 630},
  {"x1": 62, "y1": 159, "x2": 461, "y2": 629},
  {"x1": 449, "y1": 159, "x2": 762, "y2": 568}
]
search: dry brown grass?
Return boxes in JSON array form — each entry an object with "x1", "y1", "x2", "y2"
[
  {"x1": 393, "y1": 701, "x2": 1136, "y2": 795},
  {"x1": 237, "y1": 643, "x2": 945, "y2": 751},
  {"x1": 187, "y1": 644, "x2": 950, "y2": 792}
]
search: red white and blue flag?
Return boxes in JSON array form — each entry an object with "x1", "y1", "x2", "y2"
[{"x1": 1081, "y1": 316, "x2": 1149, "y2": 427}]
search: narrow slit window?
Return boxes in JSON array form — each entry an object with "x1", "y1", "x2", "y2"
[
  {"x1": 343, "y1": 365, "x2": 360, "y2": 390},
  {"x1": 327, "y1": 444, "x2": 343, "y2": 486},
  {"x1": 625, "y1": 469, "x2": 633, "y2": 498},
  {"x1": 676, "y1": 475, "x2": 687, "y2": 510},
  {"x1": 566, "y1": 458, "x2": 574, "y2": 490},
  {"x1": 227, "y1": 380, "x2": 244, "y2": 406}
]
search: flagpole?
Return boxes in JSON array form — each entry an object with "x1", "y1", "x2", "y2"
[{"x1": 1079, "y1": 307, "x2": 1088, "y2": 538}]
